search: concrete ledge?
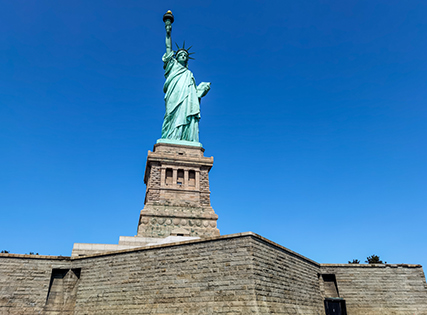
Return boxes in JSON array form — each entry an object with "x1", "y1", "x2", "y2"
[
  {"x1": 4, "y1": 233, "x2": 421, "y2": 270},
  {"x1": 0, "y1": 253, "x2": 70, "y2": 260},
  {"x1": 0, "y1": 232, "x2": 323, "y2": 266},
  {"x1": 321, "y1": 263, "x2": 423, "y2": 268},
  {"x1": 156, "y1": 139, "x2": 203, "y2": 147},
  {"x1": 69, "y1": 232, "x2": 321, "y2": 266},
  {"x1": 73, "y1": 243, "x2": 143, "y2": 251}
]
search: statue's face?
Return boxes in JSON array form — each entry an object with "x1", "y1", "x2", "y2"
[{"x1": 177, "y1": 51, "x2": 188, "y2": 65}]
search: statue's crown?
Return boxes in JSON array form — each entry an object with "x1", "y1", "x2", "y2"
[{"x1": 175, "y1": 41, "x2": 195, "y2": 60}]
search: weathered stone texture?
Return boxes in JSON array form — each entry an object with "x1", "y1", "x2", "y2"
[
  {"x1": 251, "y1": 237, "x2": 323, "y2": 314},
  {"x1": 138, "y1": 143, "x2": 219, "y2": 238},
  {"x1": 321, "y1": 264, "x2": 427, "y2": 315},
  {"x1": 199, "y1": 168, "x2": 210, "y2": 193},
  {"x1": 73, "y1": 235, "x2": 258, "y2": 314},
  {"x1": 0, "y1": 254, "x2": 72, "y2": 315},
  {"x1": 149, "y1": 164, "x2": 161, "y2": 188}
]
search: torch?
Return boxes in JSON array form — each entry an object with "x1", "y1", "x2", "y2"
[{"x1": 163, "y1": 10, "x2": 174, "y2": 24}]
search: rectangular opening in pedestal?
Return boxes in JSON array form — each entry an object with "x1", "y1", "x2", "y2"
[
  {"x1": 177, "y1": 169, "x2": 184, "y2": 185},
  {"x1": 189, "y1": 170, "x2": 195, "y2": 186},
  {"x1": 166, "y1": 168, "x2": 173, "y2": 185}
]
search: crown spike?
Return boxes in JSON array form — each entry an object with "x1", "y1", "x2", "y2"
[{"x1": 174, "y1": 41, "x2": 195, "y2": 59}]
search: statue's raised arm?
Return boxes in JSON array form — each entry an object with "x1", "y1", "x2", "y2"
[
  {"x1": 163, "y1": 11, "x2": 173, "y2": 55},
  {"x1": 159, "y1": 11, "x2": 211, "y2": 147}
]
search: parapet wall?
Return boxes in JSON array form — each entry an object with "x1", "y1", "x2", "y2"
[
  {"x1": 71, "y1": 233, "x2": 326, "y2": 314},
  {"x1": 251, "y1": 236, "x2": 323, "y2": 314},
  {"x1": 73, "y1": 234, "x2": 259, "y2": 314},
  {"x1": 0, "y1": 254, "x2": 72, "y2": 314},
  {"x1": 321, "y1": 263, "x2": 427, "y2": 315},
  {"x1": 1, "y1": 233, "x2": 426, "y2": 315}
]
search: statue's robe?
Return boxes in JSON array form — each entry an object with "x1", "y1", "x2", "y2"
[{"x1": 161, "y1": 51, "x2": 200, "y2": 142}]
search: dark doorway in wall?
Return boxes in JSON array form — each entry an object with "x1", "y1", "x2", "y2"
[
  {"x1": 44, "y1": 268, "x2": 81, "y2": 313},
  {"x1": 324, "y1": 298, "x2": 347, "y2": 315},
  {"x1": 321, "y1": 273, "x2": 339, "y2": 297}
]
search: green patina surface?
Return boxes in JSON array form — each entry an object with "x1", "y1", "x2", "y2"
[
  {"x1": 159, "y1": 12, "x2": 210, "y2": 144},
  {"x1": 156, "y1": 138, "x2": 202, "y2": 147}
]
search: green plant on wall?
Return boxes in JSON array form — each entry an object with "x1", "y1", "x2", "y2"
[{"x1": 366, "y1": 254, "x2": 386, "y2": 264}]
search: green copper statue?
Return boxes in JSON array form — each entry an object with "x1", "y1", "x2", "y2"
[{"x1": 159, "y1": 11, "x2": 211, "y2": 145}]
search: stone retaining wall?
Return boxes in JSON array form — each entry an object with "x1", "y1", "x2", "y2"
[
  {"x1": 251, "y1": 236, "x2": 323, "y2": 314},
  {"x1": 321, "y1": 263, "x2": 427, "y2": 315},
  {"x1": 0, "y1": 254, "x2": 71, "y2": 314},
  {"x1": 1, "y1": 233, "x2": 426, "y2": 314},
  {"x1": 73, "y1": 234, "x2": 258, "y2": 314}
]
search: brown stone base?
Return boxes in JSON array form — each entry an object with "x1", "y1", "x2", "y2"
[
  {"x1": 137, "y1": 142, "x2": 220, "y2": 238},
  {"x1": 137, "y1": 204, "x2": 219, "y2": 238}
]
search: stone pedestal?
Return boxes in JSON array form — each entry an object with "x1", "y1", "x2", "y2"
[{"x1": 137, "y1": 143, "x2": 220, "y2": 238}]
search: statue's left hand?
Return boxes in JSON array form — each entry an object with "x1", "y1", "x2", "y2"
[{"x1": 197, "y1": 82, "x2": 211, "y2": 98}]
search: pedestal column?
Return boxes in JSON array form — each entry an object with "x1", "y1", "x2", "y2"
[{"x1": 137, "y1": 143, "x2": 220, "y2": 238}]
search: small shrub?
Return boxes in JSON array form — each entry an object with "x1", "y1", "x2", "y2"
[{"x1": 366, "y1": 254, "x2": 386, "y2": 264}]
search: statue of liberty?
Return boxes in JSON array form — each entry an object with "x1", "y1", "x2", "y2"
[{"x1": 158, "y1": 11, "x2": 211, "y2": 146}]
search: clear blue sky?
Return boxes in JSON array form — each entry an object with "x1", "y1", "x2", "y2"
[{"x1": 1, "y1": 1, "x2": 426, "y2": 267}]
